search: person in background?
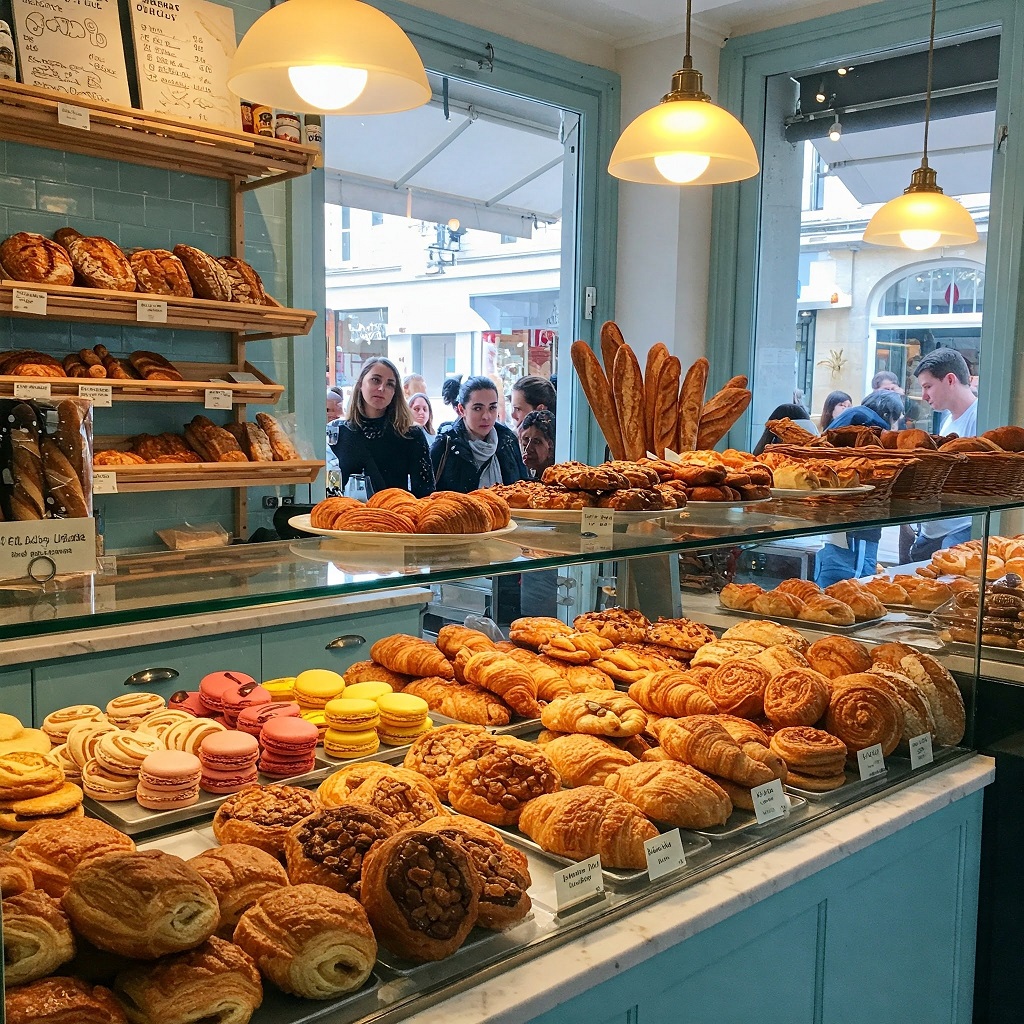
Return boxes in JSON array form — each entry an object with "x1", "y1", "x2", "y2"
[
  {"x1": 510, "y1": 375, "x2": 557, "y2": 427},
  {"x1": 909, "y1": 348, "x2": 979, "y2": 560},
  {"x1": 403, "y1": 373, "x2": 428, "y2": 399},
  {"x1": 431, "y1": 375, "x2": 529, "y2": 492},
  {"x1": 327, "y1": 387, "x2": 345, "y2": 423},
  {"x1": 819, "y1": 390, "x2": 852, "y2": 431},
  {"x1": 751, "y1": 403, "x2": 819, "y2": 456},
  {"x1": 326, "y1": 388, "x2": 345, "y2": 492},
  {"x1": 438, "y1": 375, "x2": 463, "y2": 431},
  {"x1": 331, "y1": 357, "x2": 434, "y2": 498},
  {"x1": 408, "y1": 392, "x2": 437, "y2": 444},
  {"x1": 826, "y1": 389, "x2": 905, "y2": 431},
  {"x1": 519, "y1": 409, "x2": 556, "y2": 478},
  {"x1": 872, "y1": 370, "x2": 904, "y2": 394}
]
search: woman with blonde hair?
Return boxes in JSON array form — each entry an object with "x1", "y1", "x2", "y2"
[{"x1": 331, "y1": 357, "x2": 434, "y2": 497}]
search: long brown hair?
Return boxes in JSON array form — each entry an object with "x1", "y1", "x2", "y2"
[{"x1": 346, "y1": 357, "x2": 415, "y2": 434}]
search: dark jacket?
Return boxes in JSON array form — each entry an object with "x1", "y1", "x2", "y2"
[
  {"x1": 827, "y1": 405, "x2": 891, "y2": 431},
  {"x1": 430, "y1": 420, "x2": 529, "y2": 493}
]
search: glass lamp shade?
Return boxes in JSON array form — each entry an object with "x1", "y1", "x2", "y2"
[
  {"x1": 227, "y1": 0, "x2": 430, "y2": 115},
  {"x1": 609, "y1": 96, "x2": 759, "y2": 185},
  {"x1": 863, "y1": 167, "x2": 978, "y2": 250}
]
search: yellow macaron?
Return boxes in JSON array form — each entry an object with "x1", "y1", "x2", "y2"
[
  {"x1": 324, "y1": 698, "x2": 381, "y2": 732},
  {"x1": 377, "y1": 693, "x2": 429, "y2": 726},
  {"x1": 378, "y1": 717, "x2": 434, "y2": 746},
  {"x1": 293, "y1": 670, "x2": 346, "y2": 709},
  {"x1": 341, "y1": 681, "x2": 393, "y2": 702},
  {"x1": 323, "y1": 728, "x2": 380, "y2": 759},
  {"x1": 262, "y1": 677, "x2": 296, "y2": 701},
  {"x1": 300, "y1": 709, "x2": 328, "y2": 740}
]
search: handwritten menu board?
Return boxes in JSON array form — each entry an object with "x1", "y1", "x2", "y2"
[
  {"x1": 10, "y1": 0, "x2": 131, "y2": 106},
  {"x1": 129, "y1": 0, "x2": 238, "y2": 130}
]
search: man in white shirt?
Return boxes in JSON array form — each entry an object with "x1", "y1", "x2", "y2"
[{"x1": 910, "y1": 349, "x2": 979, "y2": 561}]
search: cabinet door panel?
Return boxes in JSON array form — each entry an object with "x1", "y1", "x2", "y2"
[
  {"x1": 33, "y1": 634, "x2": 262, "y2": 723},
  {"x1": 0, "y1": 666, "x2": 32, "y2": 725},
  {"x1": 261, "y1": 606, "x2": 424, "y2": 681}
]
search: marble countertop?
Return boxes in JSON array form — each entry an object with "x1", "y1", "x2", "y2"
[
  {"x1": 407, "y1": 755, "x2": 994, "y2": 1024},
  {"x1": 0, "y1": 588, "x2": 430, "y2": 668}
]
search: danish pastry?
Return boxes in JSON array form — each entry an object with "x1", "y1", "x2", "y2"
[
  {"x1": 721, "y1": 619, "x2": 808, "y2": 651},
  {"x1": 647, "y1": 617, "x2": 717, "y2": 653},
  {"x1": 540, "y1": 690, "x2": 647, "y2": 737},
  {"x1": 402, "y1": 724, "x2": 488, "y2": 800},
  {"x1": 538, "y1": 630, "x2": 614, "y2": 664},
  {"x1": 805, "y1": 635, "x2": 873, "y2": 679},
  {"x1": 763, "y1": 668, "x2": 831, "y2": 728},
  {"x1": 751, "y1": 590, "x2": 806, "y2": 618},
  {"x1": 798, "y1": 594, "x2": 857, "y2": 626},
  {"x1": 826, "y1": 676, "x2": 904, "y2": 756},
  {"x1": 750, "y1": 643, "x2": 811, "y2": 677},
  {"x1": 348, "y1": 770, "x2": 444, "y2": 830},
  {"x1": 706, "y1": 659, "x2": 771, "y2": 717},
  {"x1": 509, "y1": 615, "x2": 574, "y2": 650},
  {"x1": 768, "y1": 726, "x2": 848, "y2": 777},
  {"x1": 212, "y1": 784, "x2": 321, "y2": 858},
  {"x1": 718, "y1": 583, "x2": 765, "y2": 611},
  {"x1": 689, "y1": 638, "x2": 765, "y2": 668},
  {"x1": 573, "y1": 607, "x2": 651, "y2": 644},
  {"x1": 541, "y1": 461, "x2": 630, "y2": 491},
  {"x1": 823, "y1": 580, "x2": 886, "y2": 621}
]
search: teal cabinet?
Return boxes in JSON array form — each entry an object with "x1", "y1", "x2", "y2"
[
  {"x1": 0, "y1": 666, "x2": 32, "y2": 725},
  {"x1": 33, "y1": 633, "x2": 262, "y2": 723},
  {"x1": 260, "y1": 605, "x2": 424, "y2": 681}
]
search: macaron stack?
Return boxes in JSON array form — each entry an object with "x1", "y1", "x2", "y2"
[
  {"x1": 82, "y1": 730, "x2": 166, "y2": 802},
  {"x1": 40, "y1": 705, "x2": 106, "y2": 745},
  {"x1": 236, "y1": 701, "x2": 302, "y2": 738},
  {"x1": 294, "y1": 670, "x2": 346, "y2": 743},
  {"x1": 376, "y1": 693, "x2": 432, "y2": 746},
  {"x1": 258, "y1": 718, "x2": 319, "y2": 777},
  {"x1": 106, "y1": 692, "x2": 167, "y2": 730},
  {"x1": 222, "y1": 680, "x2": 272, "y2": 727},
  {"x1": 164, "y1": 717, "x2": 228, "y2": 756},
  {"x1": 198, "y1": 671, "x2": 257, "y2": 721},
  {"x1": 0, "y1": 749, "x2": 84, "y2": 834},
  {"x1": 323, "y1": 698, "x2": 381, "y2": 759},
  {"x1": 197, "y1": 732, "x2": 259, "y2": 794},
  {"x1": 342, "y1": 681, "x2": 393, "y2": 702},
  {"x1": 135, "y1": 750, "x2": 202, "y2": 810}
]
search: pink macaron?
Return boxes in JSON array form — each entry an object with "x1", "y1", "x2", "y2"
[
  {"x1": 167, "y1": 690, "x2": 204, "y2": 717},
  {"x1": 258, "y1": 717, "x2": 319, "y2": 778},
  {"x1": 198, "y1": 731, "x2": 259, "y2": 794},
  {"x1": 236, "y1": 701, "x2": 302, "y2": 738},
  {"x1": 136, "y1": 750, "x2": 202, "y2": 810},
  {"x1": 199, "y1": 671, "x2": 256, "y2": 714},
  {"x1": 222, "y1": 681, "x2": 272, "y2": 727}
]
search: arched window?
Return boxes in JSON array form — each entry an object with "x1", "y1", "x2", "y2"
[{"x1": 877, "y1": 265, "x2": 984, "y2": 317}]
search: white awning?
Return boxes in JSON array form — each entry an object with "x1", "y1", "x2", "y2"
[{"x1": 386, "y1": 303, "x2": 490, "y2": 336}]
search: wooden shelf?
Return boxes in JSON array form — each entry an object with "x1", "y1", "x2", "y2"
[
  {"x1": 0, "y1": 361, "x2": 284, "y2": 405},
  {"x1": 0, "y1": 281, "x2": 316, "y2": 340},
  {"x1": 0, "y1": 81, "x2": 320, "y2": 188},
  {"x1": 96, "y1": 459, "x2": 323, "y2": 493}
]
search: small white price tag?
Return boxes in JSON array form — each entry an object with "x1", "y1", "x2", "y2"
[
  {"x1": 204, "y1": 388, "x2": 233, "y2": 410},
  {"x1": 553, "y1": 855, "x2": 603, "y2": 912},
  {"x1": 909, "y1": 732, "x2": 934, "y2": 770},
  {"x1": 57, "y1": 103, "x2": 91, "y2": 130},
  {"x1": 137, "y1": 299, "x2": 168, "y2": 323},
  {"x1": 78, "y1": 383, "x2": 112, "y2": 407},
  {"x1": 644, "y1": 829, "x2": 687, "y2": 881},
  {"x1": 752, "y1": 779, "x2": 790, "y2": 824},
  {"x1": 580, "y1": 509, "x2": 615, "y2": 537},
  {"x1": 13, "y1": 381, "x2": 51, "y2": 399},
  {"x1": 93, "y1": 472, "x2": 118, "y2": 495},
  {"x1": 857, "y1": 743, "x2": 887, "y2": 781},
  {"x1": 12, "y1": 288, "x2": 47, "y2": 315}
]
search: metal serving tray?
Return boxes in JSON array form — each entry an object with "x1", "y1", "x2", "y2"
[
  {"x1": 715, "y1": 602, "x2": 885, "y2": 634},
  {"x1": 685, "y1": 794, "x2": 807, "y2": 839}
]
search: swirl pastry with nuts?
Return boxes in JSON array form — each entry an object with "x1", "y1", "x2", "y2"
[
  {"x1": 573, "y1": 607, "x2": 651, "y2": 644},
  {"x1": 403, "y1": 724, "x2": 488, "y2": 800},
  {"x1": 348, "y1": 768, "x2": 444, "y2": 830},
  {"x1": 212, "y1": 784, "x2": 321, "y2": 858},
  {"x1": 541, "y1": 461, "x2": 631, "y2": 491}
]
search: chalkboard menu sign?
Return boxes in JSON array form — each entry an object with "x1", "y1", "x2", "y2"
[
  {"x1": 129, "y1": 0, "x2": 238, "y2": 130},
  {"x1": 10, "y1": 0, "x2": 131, "y2": 105}
]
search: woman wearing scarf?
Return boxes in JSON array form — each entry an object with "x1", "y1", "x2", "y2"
[{"x1": 431, "y1": 375, "x2": 529, "y2": 492}]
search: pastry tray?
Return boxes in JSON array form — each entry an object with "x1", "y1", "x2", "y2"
[
  {"x1": 686, "y1": 794, "x2": 807, "y2": 839},
  {"x1": 781, "y1": 752, "x2": 950, "y2": 802},
  {"x1": 255, "y1": 975, "x2": 384, "y2": 1024},
  {"x1": 490, "y1": 822, "x2": 712, "y2": 888},
  {"x1": 715, "y1": 602, "x2": 885, "y2": 634},
  {"x1": 936, "y1": 638, "x2": 1024, "y2": 665}
]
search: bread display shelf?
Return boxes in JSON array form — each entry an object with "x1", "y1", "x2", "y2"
[
  {"x1": 0, "y1": 361, "x2": 284, "y2": 404},
  {"x1": 96, "y1": 458, "x2": 323, "y2": 492},
  {"x1": 0, "y1": 80, "x2": 319, "y2": 187},
  {"x1": 0, "y1": 281, "x2": 316, "y2": 340}
]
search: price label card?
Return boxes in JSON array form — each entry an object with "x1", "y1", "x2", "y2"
[
  {"x1": 644, "y1": 829, "x2": 687, "y2": 881},
  {"x1": 57, "y1": 103, "x2": 91, "y2": 130},
  {"x1": 0, "y1": 517, "x2": 96, "y2": 580},
  {"x1": 12, "y1": 288, "x2": 47, "y2": 316},
  {"x1": 752, "y1": 779, "x2": 790, "y2": 824},
  {"x1": 553, "y1": 855, "x2": 603, "y2": 912},
  {"x1": 204, "y1": 388, "x2": 233, "y2": 410},
  {"x1": 909, "y1": 732, "x2": 934, "y2": 770},
  {"x1": 13, "y1": 381, "x2": 51, "y2": 399},
  {"x1": 137, "y1": 299, "x2": 168, "y2": 323},
  {"x1": 580, "y1": 509, "x2": 615, "y2": 537},
  {"x1": 93, "y1": 472, "x2": 118, "y2": 495},
  {"x1": 78, "y1": 383, "x2": 112, "y2": 408},
  {"x1": 857, "y1": 743, "x2": 887, "y2": 781}
]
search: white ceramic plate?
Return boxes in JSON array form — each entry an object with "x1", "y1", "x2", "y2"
[
  {"x1": 510, "y1": 507, "x2": 687, "y2": 524},
  {"x1": 769, "y1": 485, "x2": 876, "y2": 498},
  {"x1": 289, "y1": 514, "x2": 518, "y2": 544}
]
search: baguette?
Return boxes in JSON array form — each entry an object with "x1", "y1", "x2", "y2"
[
  {"x1": 55, "y1": 399, "x2": 89, "y2": 491},
  {"x1": 41, "y1": 438, "x2": 89, "y2": 518},
  {"x1": 678, "y1": 357, "x2": 709, "y2": 452},
  {"x1": 654, "y1": 355, "x2": 681, "y2": 458},
  {"x1": 10, "y1": 422, "x2": 45, "y2": 520},
  {"x1": 722, "y1": 375, "x2": 749, "y2": 391},
  {"x1": 695, "y1": 386, "x2": 752, "y2": 450},
  {"x1": 612, "y1": 344, "x2": 646, "y2": 461},
  {"x1": 254, "y1": 413, "x2": 300, "y2": 461},
  {"x1": 644, "y1": 343, "x2": 669, "y2": 454},
  {"x1": 570, "y1": 340, "x2": 625, "y2": 460},
  {"x1": 599, "y1": 321, "x2": 626, "y2": 377}
]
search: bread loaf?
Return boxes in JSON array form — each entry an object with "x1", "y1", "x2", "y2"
[
  {"x1": 0, "y1": 232, "x2": 74, "y2": 285},
  {"x1": 695, "y1": 386, "x2": 752, "y2": 450},
  {"x1": 217, "y1": 257, "x2": 267, "y2": 305},
  {"x1": 55, "y1": 399, "x2": 89, "y2": 493},
  {"x1": 678, "y1": 357, "x2": 709, "y2": 452},
  {"x1": 654, "y1": 355, "x2": 681, "y2": 458},
  {"x1": 128, "y1": 248, "x2": 193, "y2": 297},
  {"x1": 9, "y1": 412, "x2": 45, "y2": 520},
  {"x1": 254, "y1": 413, "x2": 300, "y2": 461},
  {"x1": 570, "y1": 340, "x2": 625, "y2": 460},
  {"x1": 173, "y1": 244, "x2": 232, "y2": 301},
  {"x1": 643, "y1": 343, "x2": 669, "y2": 454},
  {"x1": 41, "y1": 439, "x2": 89, "y2": 518},
  {"x1": 67, "y1": 236, "x2": 136, "y2": 292},
  {"x1": 613, "y1": 344, "x2": 646, "y2": 461}
]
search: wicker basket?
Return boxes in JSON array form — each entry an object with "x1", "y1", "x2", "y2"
[
  {"x1": 942, "y1": 451, "x2": 1024, "y2": 499},
  {"x1": 886, "y1": 449, "x2": 965, "y2": 500}
]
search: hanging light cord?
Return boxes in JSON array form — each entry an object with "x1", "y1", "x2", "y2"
[
  {"x1": 922, "y1": 0, "x2": 937, "y2": 167},
  {"x1": 683, "y1": 0, "x2": 693, "y2": 70}
]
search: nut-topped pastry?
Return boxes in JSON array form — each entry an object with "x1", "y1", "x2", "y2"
[
  {"x1": 573, "y1": 607, "x2": 651, "y2": 645},
  {"x1": 541, "y1": 461, "x2": 631, "y2": 491},
  {"x1": 403, "y1": 724, "x2": 487, "y2": 801},
  {"x1": 540, "y1": 690, "x2": 647, "y2": 738},
  {"x1": 646, "y1": 617, "x2": 717, "y2": 654},
  {"x1": 347, "y1": 769, "x2": 443, "y2": 830},
  {"x1": 212, "y1": 784, "x2": 321, "y2": 858},
  {"x1": 360, "y1": 829, "x2": 481, "y2": 961}
]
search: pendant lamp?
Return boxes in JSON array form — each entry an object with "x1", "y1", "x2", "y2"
[
  {"x1": 863, "y1": 0, "x2": 977, "y2": 249},
  {"x1": 608, "y1": 0, "x2": 759, "y2": 185},
  {"x1": 227, "y1": 0, "x2": 430, "y2": 115}
]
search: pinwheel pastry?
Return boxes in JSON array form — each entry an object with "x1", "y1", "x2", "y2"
[{"x1": 540, "y1": 690, "x2": 647, "y2": 738}]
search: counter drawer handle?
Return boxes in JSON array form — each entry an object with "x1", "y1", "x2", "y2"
[
  {"x1": 124, "y1": 667, "x2": 180, "y2": 687},
  {"x1": 325, "y1": 634, "x2": 366, "y2": 650}
]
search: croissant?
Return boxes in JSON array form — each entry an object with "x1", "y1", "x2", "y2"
[
  {"x1": 501, "y1": 646, "x2": 573, "y2": 701},
  {"x1": 458, "y1": 650, "x2": 541, "y2": 718},
  {"x1": 651, "y1": 716, "x2": 774, "y2": 787},
  {"x1": 542, "y1": 733, "x2": 638, "y2": 787},
  {"x1": 716, "y1": 715, "x2": 788, "y2": 782},
  {"x1": 402, "y1": 677, "x2": 512, "y2": 727},
  {"x1": 537, "y1": 656, "x2": 616, "y2": 692},
  {"x1": 518, "y1": 786, "x2": 658, "y2": 869},
  {"x1": 540, "y1": 690, "x2": 647, "y2": 737},
  {"x1": 369, "y1": 635, "x2": 454, "y2": 680},
  {"x1": 627, "y1": 670, "x2": 718, "y2": 717},
  {"x1": 3, "y1": 889, "x2": 76, "y2": 986},
  {"x1": 603, "y1": 761, "x2": 732, "y2": 828},
  {"x1": 435, "y1": 624, "x2": 497, "y2": 661}
]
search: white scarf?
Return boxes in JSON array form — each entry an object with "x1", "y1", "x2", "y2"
[{"x1": 468, "y1": 428, "x2": 502, "y2": 487}]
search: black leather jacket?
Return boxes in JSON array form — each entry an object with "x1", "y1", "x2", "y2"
[{"x1": 429, "y1": 420, "x2": 529, "y2": 492}]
